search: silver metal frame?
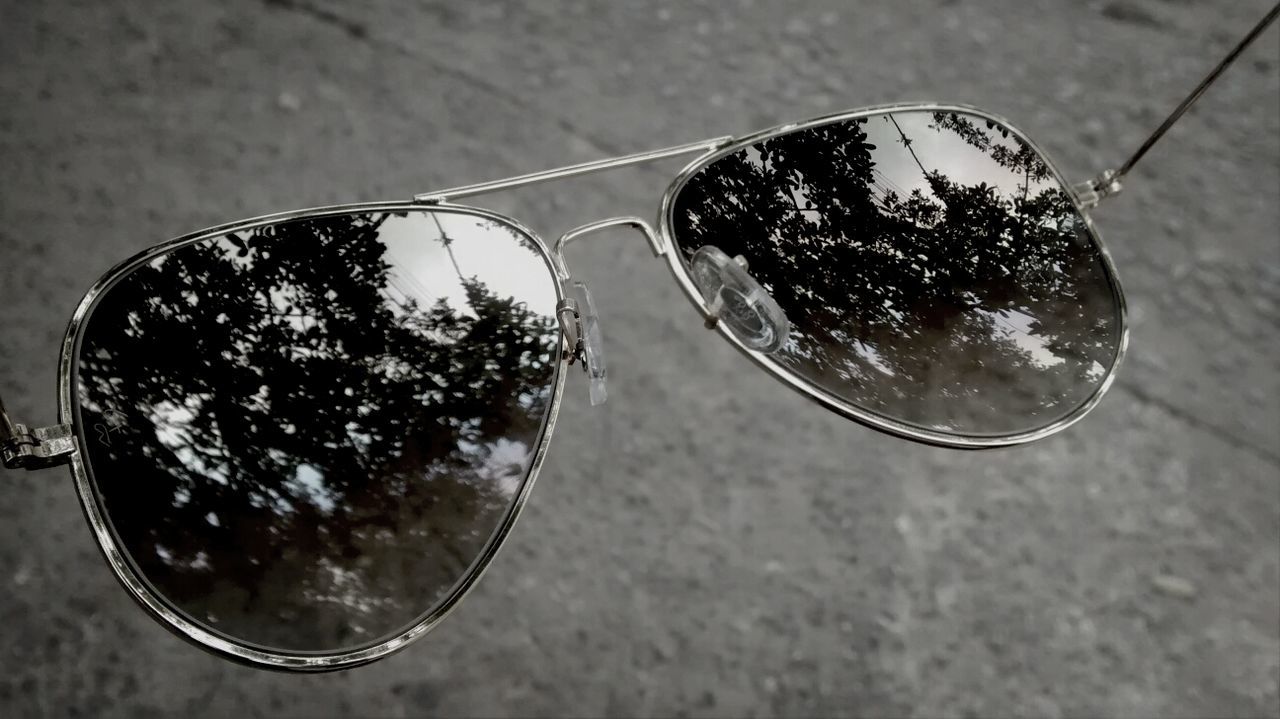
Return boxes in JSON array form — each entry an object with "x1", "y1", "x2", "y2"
[
  {"x1": 654, "y1": 103, "x2": 1129, "y2": 449},
  {"x1": 414, "y1": 137, "x2": 734, "y2": 203},
  {"x1": 4, "y1": 1, "x2": 1275, "y2": 668},
  {"x1": 18, "y1": 101, "x2": 1133, "y2": 671},
  {"x1": 56, "y1": 202, "x2": 568, "y2": 671}
]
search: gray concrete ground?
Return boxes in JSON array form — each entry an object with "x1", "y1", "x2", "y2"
[{"x1": 1, "y1": 1, "x2": 1277, "y2": 717}]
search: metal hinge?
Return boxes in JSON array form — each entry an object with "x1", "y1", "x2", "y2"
[
  {"x1": 2, "y1": 422, "x2": 76, "y2": 470},
  {"x1": 1072, "y1": 169, "x2": 1123, "y2": 211},
  {"x1": 1, "y1": 394, "x2": 75, "y2": 470}
]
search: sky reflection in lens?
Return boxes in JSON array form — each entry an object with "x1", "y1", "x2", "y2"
[
  {"x1": 672, "y1": 110, "x2": 1122, "y2": 436},
  {"x1": 75, "y1": 209, "x2": 560, "y2": 653}
]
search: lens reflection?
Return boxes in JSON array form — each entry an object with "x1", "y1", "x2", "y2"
[
  {"x1": 75, "y1": 209, "x2": 560, "y2": 653},
  {"x1": 671, "y1": 110, "x2": 1122, "y2": 437}
]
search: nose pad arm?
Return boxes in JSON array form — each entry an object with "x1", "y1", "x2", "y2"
[
  {"x1": 689, "y1": 246, "x2": 790, "y2": 354},
  {"x1": 557, "y1": 281, "x2": 608, "y2": 406}
]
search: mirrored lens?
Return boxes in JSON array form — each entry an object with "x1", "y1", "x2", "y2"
[
  {"x1": 74, "y1": 208, "x2": 561, "y2": 653},
  {"x1": 670, "y1": 110, "x2": 1123, "y2": 438}
]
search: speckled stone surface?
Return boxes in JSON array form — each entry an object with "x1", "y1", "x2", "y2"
[{"x1": 1, "y1": 1, "x2": 1277, "y2": 717}]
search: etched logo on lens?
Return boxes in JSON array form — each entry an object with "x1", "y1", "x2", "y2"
[{"x1": 94, "y1": 407, "x2": 128, "y2": 447}]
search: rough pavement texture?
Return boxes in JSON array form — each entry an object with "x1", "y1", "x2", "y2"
[{"x1": 1, "y1": 1, "x2": 1277, "y2": 717}]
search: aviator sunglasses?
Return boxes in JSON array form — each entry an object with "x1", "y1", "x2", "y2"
[{"x1": 2, "y1": 5, "x2": 1276, "y2": 671}]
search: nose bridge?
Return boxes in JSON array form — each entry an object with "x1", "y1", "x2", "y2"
[
  {"x1": 551, "y1": 216, "x2": 664, "y2": 408},
  {"x1": 551, "y1": 216, "x2": 664, "y2": 282}
]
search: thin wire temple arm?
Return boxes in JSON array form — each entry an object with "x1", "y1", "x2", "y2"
[
  {"x1": 1111, "y1": 2, "x2": 1280, "y2": 182},
  {"x1": 414, "y1": 136, "x2": 734, "y2": 203},
  {"x1": 0, "y1": 393, "x2": 18, "y2": 447}
]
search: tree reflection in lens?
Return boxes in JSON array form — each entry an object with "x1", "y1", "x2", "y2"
[
  {"x1": 75, "y1": 210, "x2": 560, "y2": 652},
  {"x1": 672, "y1": 110, "x2": 1121, "y2": 436}
]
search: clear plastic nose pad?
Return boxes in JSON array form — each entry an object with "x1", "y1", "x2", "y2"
[
  {"x1": 557, "y1": 280, "x2": 608, "y2": 406},
  {"x1": 689, "y1": 246, "x2": 790, "y2": 354},
  {"x1": 572, "y1": 281, "x2": 608, "y2": 405}
]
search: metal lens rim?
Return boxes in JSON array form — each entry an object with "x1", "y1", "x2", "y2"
[
  {"x1": 56, "y1": 201, "x2": 567, "y2": 671},
  {"x1": 655, "y1": 102, "x2": 1130, "y2": 449}
]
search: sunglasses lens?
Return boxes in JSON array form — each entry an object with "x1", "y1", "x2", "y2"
[
  {"x1": 670, "y1": 109, "x2": 1123, "y2": 439},
  {"x1": 74, "y1": 209, "x2": 561, "y2": 655}
]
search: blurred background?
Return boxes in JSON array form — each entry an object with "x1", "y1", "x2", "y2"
[{"x1": 1, "y1": 0, "x2": 1277, "y2": 716}]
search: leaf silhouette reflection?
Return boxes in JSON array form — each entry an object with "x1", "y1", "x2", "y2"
[
  {"x1": 76, "y1": 210, "x2": 560, "y2": 652},
  {"x1": 673, "y1": 110, "x2": 1121, "y2": 436}
]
